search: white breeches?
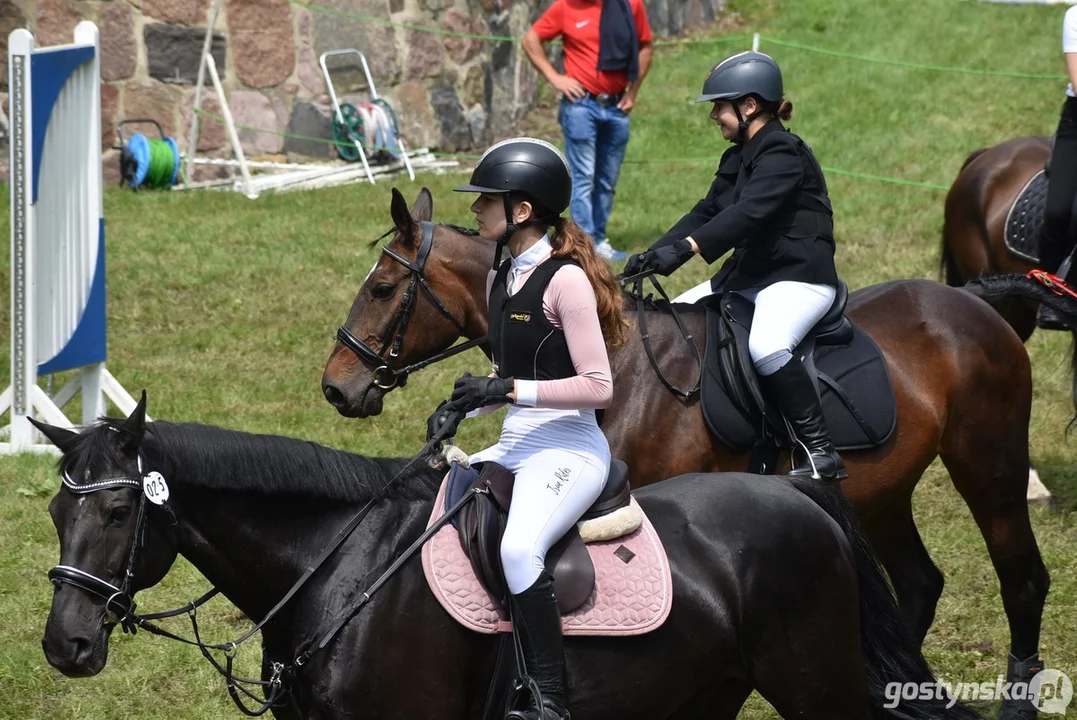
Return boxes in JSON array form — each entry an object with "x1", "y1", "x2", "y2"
[
  {"x1": 468, "y1": 407, "x2": 610, "y2": 594},
  {"x1": 674, "y1": 279, "x2": 837, "y2": 375}
]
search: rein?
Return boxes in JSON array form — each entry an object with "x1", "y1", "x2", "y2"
[
  {"x1": 49, "y1": 424, "x2": 479, "y2": 716},
  {"x1": 621, "y1": 270, "x2": 703, "y2": 399},
  {"x1": 335, "y1": 222, "x2": 488, "y2": 389}
]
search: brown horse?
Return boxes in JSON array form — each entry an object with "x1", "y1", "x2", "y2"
[
  {"x1": 940, "y1": 136, "x2": 1057, "y2": 344},
  {"x1": 323, "y1": 188, "x2": 1066, "y2": 720},
  {"x1": 939, "y1": 136, "x2": 1077, "y2": 504}
]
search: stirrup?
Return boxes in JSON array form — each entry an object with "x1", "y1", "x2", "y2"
[{"x1": 788, "y1": 437, "x2": 847, "y2": 481}]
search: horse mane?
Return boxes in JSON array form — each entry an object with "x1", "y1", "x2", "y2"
[
  {"x1": 60, "y1": 418, "x2": 444, "y2": 504},
  {"x1": 365, "y1": 223, "x2": 480, "y2": 249},
  {"x1": 620, "y1": 284, "x2": 706, "y2": 315},
  {"x1": 440, "y1": 223, "x2": 481, "y2": 237}
]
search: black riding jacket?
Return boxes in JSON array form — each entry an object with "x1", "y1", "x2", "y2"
[{"x1": 656, "y1": 119, "x2": 839, "y2": 292}]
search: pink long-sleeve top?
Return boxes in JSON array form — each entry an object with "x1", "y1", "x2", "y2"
[{"x1": 479, "y1": 235, "x2": 614, "y2": 411}]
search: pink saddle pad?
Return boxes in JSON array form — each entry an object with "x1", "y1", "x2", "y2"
[{"x1": 421, "y1": 474, "x2": 673, "y2": 636}]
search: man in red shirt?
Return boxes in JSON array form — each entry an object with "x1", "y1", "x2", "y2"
[{"x1": 522, "y1": 0, "x2": 654, "y2": 262}]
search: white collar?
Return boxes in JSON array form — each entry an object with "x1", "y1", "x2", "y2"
[{"x1": 510, "y1": 234, "x2": 552, "y2": 274}]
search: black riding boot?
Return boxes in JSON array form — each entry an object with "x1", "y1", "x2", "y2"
[
  {"x1": 505, "y1": 572, "x2": 570, "y2": 720},
  {"x1": 761, "y1": 356, "x2": 848, "y2": 481},
  {"x1": 1037, "y1": 255, "x2": 1076, "y2": 331}
]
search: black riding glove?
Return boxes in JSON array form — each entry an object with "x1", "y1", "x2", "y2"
[
  {"x1": 426, "y1": 400, "x2": 464, "y2": 443},
  {"x1": 646, "y1": 238, "x2": 696, "y2": 276},
  {"x1": 625, "y1": 238, "x2": 695, "y2": 277},
  {"x1": 450, "y1": 372, "x2": 515, "y2": 413},
  {"x1": 623, "y1": 249, "x2": 650, "y2": 278}
]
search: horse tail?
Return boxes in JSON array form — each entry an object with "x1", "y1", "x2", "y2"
[
  {"x1": 964, "y1": 272, "x2": 1077, "y2": 430},
  {"x1": 939, "y1": 147, "x2": 990, "y2": 286},
  {"x1": 938, "y1": 226, "x2": 964, "y2": 287},
  {"x1": 789, "y1": 477, "x2": 986, "y2": 719}
]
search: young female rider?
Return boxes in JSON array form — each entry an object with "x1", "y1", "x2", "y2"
[
  {"x1": 1037, "y1": 4, "x2": 1077, "y2": 331},
  {"x1": 427, "y1": 137, "x2": 628, "y2": 720},
  {"x1": 624, "y1": 50, "x2": 847, "y2": 482}
]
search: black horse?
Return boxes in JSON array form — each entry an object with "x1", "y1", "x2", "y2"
[{"x1": 35, "y1": 395, "x2": 983, "y2": 719}]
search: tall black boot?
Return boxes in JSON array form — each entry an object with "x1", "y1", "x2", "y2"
[
  {"x1": 505, "y1": 572, "x2": 570, "y2": 720},
  {"x1": 1037, "y1": 254, "x2": 1076, "y2": 331},
  {"x1": 760, "y1": 356, "x2": 848, "y2": 481}
]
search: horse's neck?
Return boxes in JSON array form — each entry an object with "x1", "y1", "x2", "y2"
[
  {"x1": 169, "y1": 487, "x2": 334, "y2": 620},
  {"x1": 168, "y1": 481, "x2": 434, "y2": 627},
  {"x1": 453, "y1": 231, "x2": 496, "y2": 340}
]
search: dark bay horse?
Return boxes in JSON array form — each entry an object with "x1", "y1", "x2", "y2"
[
  {"x1": 35, "y1": 397, "x2": 984, "y2": 719},
  {"x1": 939, "y1": 136, "x2": 1077, "y2": 504},
  {"x1": 321, "y1": 188, "x2": 1077, "y2": 719},
  {"x1": 939, "y1": 136, "x2": 1064, "y2": 345}
]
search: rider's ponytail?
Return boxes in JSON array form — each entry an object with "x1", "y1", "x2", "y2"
[
  {"x1": 758, "y1": 98, "x2": 794, "y2": 122},
  {"x1": 549, "y1": 216, "x2": 630, "y2": 351}
]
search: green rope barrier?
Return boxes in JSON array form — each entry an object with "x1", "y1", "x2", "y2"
[
  {"x1": 193, "y1": 108, "x2": 950, "y2": 192},
  {"x1": 760, "y1": 36, "x2": 1068, "y2": 81}
]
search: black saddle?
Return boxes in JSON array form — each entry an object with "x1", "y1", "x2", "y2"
[
  {"x1": 1003, "y1": 166, "x2": 1077, "y2": 266},
  {"x1": 443, "y1": 458, "x2": 632, "y2": 614},
  {"x1": 701, "y1": 279, "x2": 897, "y2": 474}
]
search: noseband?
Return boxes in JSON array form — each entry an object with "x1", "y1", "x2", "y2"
[{"x1": 336, "y1": 221, "x2": 485, "y2": 389}]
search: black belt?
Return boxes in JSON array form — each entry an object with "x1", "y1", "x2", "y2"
[{"x1": 585, "y1": 91, "x2": 623, "y2": 107}]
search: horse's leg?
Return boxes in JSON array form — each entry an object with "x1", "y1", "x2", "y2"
[
  {"x1": 937, "y1": 328, "x2": 1049, "y2": 719},
  {"x1": 939, "y1": 387, "x2": 1046, "y2": 718},
  {"x1": 665, "y1": 682, "x2": 752, "y2": 720},
  {"x1": 750, "y1": 580, "x2": 874, "y2": 720},
  {"x1": 862, "y1": 500, "x2": 945, "y2": 643}
]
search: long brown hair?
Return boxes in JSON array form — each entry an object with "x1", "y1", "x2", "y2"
[
  {"x1": 548, "y1": 216, "x2": 630, "y2": 351},
  {"x1": 509, "y1": 194, "x2": 629, "y2": 350}
]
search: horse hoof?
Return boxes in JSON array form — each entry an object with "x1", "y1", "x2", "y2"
[{"x1": 1026, "y1": 466, "x2": 1052, "y2": 507}]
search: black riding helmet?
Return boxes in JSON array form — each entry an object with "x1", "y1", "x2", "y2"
[
  {"x1": 696, "y1": 51, "x2": 784, "y2": 141},
  {"x1": 454, "y1": 137, "x2": 572, "y2": 267}
]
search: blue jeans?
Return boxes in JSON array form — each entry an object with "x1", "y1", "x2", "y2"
[{"x1": 559, "y1": 96, "x2": 631, "y2": 243}]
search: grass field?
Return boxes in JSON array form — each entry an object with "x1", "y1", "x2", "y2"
[{"x1": 2, "y1": 0, "x2": 1077, "y2": 717}]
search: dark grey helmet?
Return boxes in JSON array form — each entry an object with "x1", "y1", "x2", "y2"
[
  {"x1": 695, "y1": 51, "x2": 784, "y2": 104},
  {"x1": 454, "y1": 137, "x2": 571, "y2": 214}
]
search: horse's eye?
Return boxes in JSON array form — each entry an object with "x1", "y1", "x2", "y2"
[
  {"x1": 109, "y1": 506, "x2": 131, "y2": 526},
  {"x1": 371, "y1": 283, "x2": 396, "y2": 299}
]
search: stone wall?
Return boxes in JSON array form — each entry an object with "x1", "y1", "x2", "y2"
[{"x1": 0, "y1": 0, "x2": 725, "y2": 181}]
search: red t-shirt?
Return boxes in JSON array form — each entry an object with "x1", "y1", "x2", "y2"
[{"x1": 531, "y1": 0, "x2": 654, "y2": 96}]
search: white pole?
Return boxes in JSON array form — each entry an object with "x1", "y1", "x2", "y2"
[
  {"x1": 752, "y1": 33, "x2": 760, "y2": 52},
  {"x1": 8, "y1": 28, "x2": 36, "y2": 449},
  {"x1": 183, "y1": 0, "x2": 225, "y2": 188},
  {"x1": 205, "y1": 54, "x2": 256, "y2": 199}
]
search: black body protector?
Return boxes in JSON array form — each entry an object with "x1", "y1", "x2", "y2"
[
  {"x1": 697, "y1": 50, "x2": 784, "y2": 143},
  {"x1": 487, "y1": 257, "x2": 579, "y2": 381}
]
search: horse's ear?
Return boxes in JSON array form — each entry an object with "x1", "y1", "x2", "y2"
[
  {"x1": 411, "y1": 187, "x2": 433, "y2": 223},
  {"x1": 119, "y1": 390, "x2": 148, "y2": 450},
  {"x1": 27, "y1": 417, "x2": 79, "y2": 453},
  {"x1": 390, "y1": 187, "x2": 416, "y2": 245}
]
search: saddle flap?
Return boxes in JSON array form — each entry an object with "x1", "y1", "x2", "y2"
[
  {"x1": 545, "y1": 527, "x2": 596, "y2": 614},
  {"x1": 716, "y1": 296, "x2": 772, "y2": 423},
  {"x1": 450, "y1": 463, "x2": 597, "y2": 614}
]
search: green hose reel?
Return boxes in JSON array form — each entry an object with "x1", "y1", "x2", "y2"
[{"x1": 332, "y1": 103, "x2": 364, "y2": 162}]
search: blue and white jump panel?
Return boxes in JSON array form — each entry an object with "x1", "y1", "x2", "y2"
[{"x1": 1, "y1": 21, "x2": 143, "y2": 454}]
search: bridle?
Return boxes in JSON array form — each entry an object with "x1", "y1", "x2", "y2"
[
  {"x1": 47, "y1": 430, "x2": 482, "y2": 716},
  {"x1": 48, "y1": 454, "x2": 169, "y2": 635},
  {"x1": 335, "y1": 221, "x2": 488, "y2": 389}
]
